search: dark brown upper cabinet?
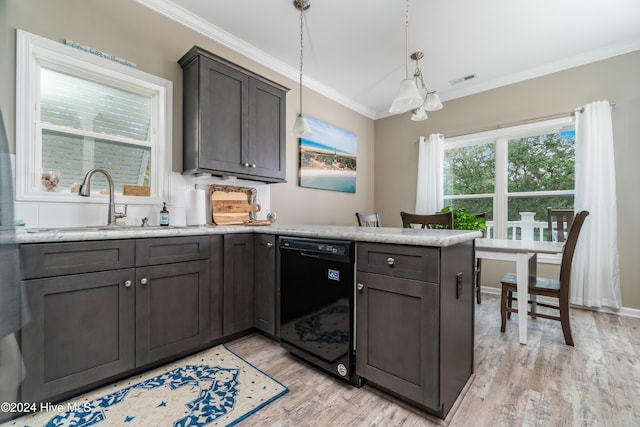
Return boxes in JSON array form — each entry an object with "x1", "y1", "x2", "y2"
[{"x1": 179, "y1": 46, "x2": 288, "y2": 183}]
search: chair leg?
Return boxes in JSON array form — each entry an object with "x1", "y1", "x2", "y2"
[
  {"x1": 500, "y1": 285, "x2": 508, "y2": 332},
  {"x1": 560, "y1": 301, "x2": 574, "y2": 346},
  {"x1": 507, "y1": 290, "x2": 512, "y2": 320},
  {"x1": 530, "y1": 294, "x2": 537, "y2": 319}
]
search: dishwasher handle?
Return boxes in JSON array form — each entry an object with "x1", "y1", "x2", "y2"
[{"x1": 300, "y1": 252, "x2": 321, "y2": 259}]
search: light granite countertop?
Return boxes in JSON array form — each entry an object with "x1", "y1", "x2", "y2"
[{"x1": 6, "y1": 224, "x2": 481, "y2": 247}]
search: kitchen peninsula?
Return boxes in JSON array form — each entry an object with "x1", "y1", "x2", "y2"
[{"x1": 12, "y1": 224, "x2": 479, "y2": 419}]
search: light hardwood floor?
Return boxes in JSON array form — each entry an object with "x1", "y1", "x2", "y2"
[{"x1": 227, "y1": 294, "x2": 640, "y2": 427}]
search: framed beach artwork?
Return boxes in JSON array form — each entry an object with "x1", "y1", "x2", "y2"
[{"x1": 298, "y1": 116, "x2": 357, "y2": 193}]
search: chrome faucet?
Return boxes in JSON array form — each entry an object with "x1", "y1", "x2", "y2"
[{"x1": 78, "y1": 168, "x2": 127, "y2": 226}]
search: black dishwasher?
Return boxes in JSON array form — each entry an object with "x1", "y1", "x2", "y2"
[{"x1": 279, "y1": 237, "x2": 361, "y2": 387}]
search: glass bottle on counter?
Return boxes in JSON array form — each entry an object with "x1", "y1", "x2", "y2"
[{"x1": 160, "y1": 202, "x2": 170, "y2": 226}]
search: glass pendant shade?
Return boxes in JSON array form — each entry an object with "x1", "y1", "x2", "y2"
[
  {"x1": 424, "y1": 92, "x2": 443, "y2": 111},
  {"x1": 388, "y1": 78, "x2": 424, "y2": 114},
  {"x1": 411, "y1": 106, "x2": 428, "y2": 121},
  {"x1": 291, "y1": 114, "x2": 312, "y2": 138}
]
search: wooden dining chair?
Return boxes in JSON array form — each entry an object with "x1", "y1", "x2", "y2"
[
  {"x1": 400, "y1": 211, "x2": 453, "y2": 229},
  {"x1": 355, "y1": 212, "x2": 381, "y2": 227},
  {"x1": 500, "y1": 210, "x2": 589, "y2": 346},
  {"x1": 547, "y1": 207, "x2": 574, "y2": 242},
  {"x1": 474, "y1": 212, "x2": 487, "y2": 304}
]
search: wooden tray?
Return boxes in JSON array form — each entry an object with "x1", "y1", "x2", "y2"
[{"x1": 209, "y1": 184, "x2": 258, "y2": 225}]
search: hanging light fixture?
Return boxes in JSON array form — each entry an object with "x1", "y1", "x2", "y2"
[
  {"x1": 408, "y1": 52, "x2": 443, "y2": 121},
  {"x1": 390, "y1": 0, "x2": 443, "y2": 120},
  {"x1": 291, "y1": 0, "x2": 312, "y2": 138}
]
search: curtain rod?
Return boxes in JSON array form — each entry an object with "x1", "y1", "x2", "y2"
[{"x1": 442, "y1": 102, "x2": 615, "y2": 139}]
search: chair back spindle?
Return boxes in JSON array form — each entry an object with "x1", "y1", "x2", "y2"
[{"x1": 547, "y1": 207, "x2": 574, "y2": 242}]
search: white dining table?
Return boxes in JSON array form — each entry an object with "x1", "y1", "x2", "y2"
[{"x1": 475, "y1": 238, "x2": 565, "y2": 344}]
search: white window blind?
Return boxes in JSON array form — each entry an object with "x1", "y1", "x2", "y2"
[{"x1": 39, "y1": 68, "x2": 152, "y2": 191}]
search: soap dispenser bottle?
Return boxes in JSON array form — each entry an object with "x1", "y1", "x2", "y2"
[{"x1": 160, "y1": 202, "x2": 170, "y2": 226}]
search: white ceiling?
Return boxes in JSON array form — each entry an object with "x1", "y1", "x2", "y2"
[{"x1": 137, "y1": 0, "x2": 640, "y2": 119}]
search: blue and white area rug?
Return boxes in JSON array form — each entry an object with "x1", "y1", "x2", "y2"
[{"x1": 10, "y1": 345, "x2": 288, "y2": 427}]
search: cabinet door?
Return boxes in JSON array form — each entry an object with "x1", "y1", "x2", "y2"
[
  {"x1": 21, "y1": 269, "x2": 135, "y2": 403},
  {"x1": 197, "y1": 55, "x2": 249, "y2": 175},
  {"x1": 254, "y1": 234, "x2": 276, "y2": 336},
  {"x1": 356, "y1": 271, "x2": 440, "y2": 409},
  {"x1": 248, "y1": 78, "x2": 286, "y2": 181},
  {"x1": 135, "y1": 260, "x2": 210, "y2": 366},
  {"x1": 223, "y1": 234, "x2": 255, "y2": 336}
]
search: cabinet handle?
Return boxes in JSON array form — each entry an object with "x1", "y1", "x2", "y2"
[
  {"x1": 124, "y1": 280, "x2": 132, "y2": 288},
  {"x1": 264, "y1": 242, "x2": 273, "y2": 248},
  {"x1": 387, "y1": 257, "x2": 395, "y2": 266},
  {"x1": 140, "y1": 277, "x2": 149, "y2": 285},
  {"x1": 356, "y1": 283, "x2": 364, "y2": 291}
]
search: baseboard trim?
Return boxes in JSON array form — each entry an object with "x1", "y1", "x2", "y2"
[{"x1": 481, "y1": 286, "x2": 640, "y2": 318}]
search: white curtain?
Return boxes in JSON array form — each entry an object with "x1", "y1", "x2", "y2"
[
  {"x1": 571, "y1": 100, "x2": 621, "y2": 308},
  {"x1": 415, "y1": 134, "x2": 444, "y2": 214}
]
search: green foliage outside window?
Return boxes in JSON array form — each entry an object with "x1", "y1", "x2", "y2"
[
  {"x1": 507, "y1": 131, "x2": 575, "y2": 220},
  {"x1": 443, "y1": 130, "x2": 575, "y2": 240}
]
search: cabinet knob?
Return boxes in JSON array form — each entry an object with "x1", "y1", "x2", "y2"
[
  {"x1": 243, "y1": 162, "x2": 250, "y2": 167},
  {"x1": 387, "y1": 257, "x2": 395, "y2": 266},
  {"x1": 356, "y1": 283, "x2": 364, "y2": 291},
  {"x1": 265, "y1": 242, "x2": 273, "y2": 248},
  {"x1": 140, "y1": 277, "x2": 149, "y2": 285},
  {"x1": 251, "y1": 163, "x2": 256, "y2": 168},
  {"x1": 124, "y1": 280, "x2": 132, "y2": 288}
]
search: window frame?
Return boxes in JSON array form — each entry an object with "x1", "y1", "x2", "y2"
[
  {"x1": 15, "y1": 29, "x2": 172, "y2": 204},
  {"x1": 444, "y1": 116, "x2": 575, "y2": 240}
]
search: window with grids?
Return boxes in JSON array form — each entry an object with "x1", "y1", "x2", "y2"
[
  {"x1": 39, "y1": 68, "x2": 152, "y2": 191},
  {"x1": 16, "y1": 30, "x2": 171, "y2": 203},
  {"x1": 443, "y1": 117, "x2": 575, "y2": 240}
]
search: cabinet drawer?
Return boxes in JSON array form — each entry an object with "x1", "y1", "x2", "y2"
[
  {"x1": 21, "y1": 240, "x2": 135, "y2": 279},
  {"x1": 357, "y1": 243, "x2": 440, "y2": 282},
  {"x1": 136, "y1": 236, "x2": 210, "y2": 266}
]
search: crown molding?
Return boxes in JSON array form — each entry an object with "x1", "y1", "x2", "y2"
[{"x1": 135, "y1": 0, "x2": 376, "y2": 119}]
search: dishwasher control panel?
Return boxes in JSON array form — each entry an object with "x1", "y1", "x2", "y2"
[{"x1": 279, "y1": 238, "x2": 349, "y2": 256}]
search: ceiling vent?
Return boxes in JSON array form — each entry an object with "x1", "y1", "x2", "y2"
[{"x1": 449, "y1": 73, "x2": 478, "y2": 85}]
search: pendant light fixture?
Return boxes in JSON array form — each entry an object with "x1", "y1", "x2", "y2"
[
  {"x1": 291, "y1": 0, "x2": 312, "y2": 138},
  {"x1": 390, "y1": 0, "x2": 443, "y2": 120}
]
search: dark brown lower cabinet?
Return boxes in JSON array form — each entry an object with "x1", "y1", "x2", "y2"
[
  {"x1": 20, "y1": 269, "x2": 136, "y2": 403},
  {"x1": 356, "y1": 241, "x2": 474, "y2": 418},
  {"x1": 20, "y1": 236, "x2": 213, "y2": 404},
  {"x1": 356, "y1": 271, "x2": 440, "y2": 408},
  {"x1": 135, "y1": 260, "x2": 210, "y2": 366},
  {"x1": 223, "y1": 234, "x2": 255, "y2": 336}
]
